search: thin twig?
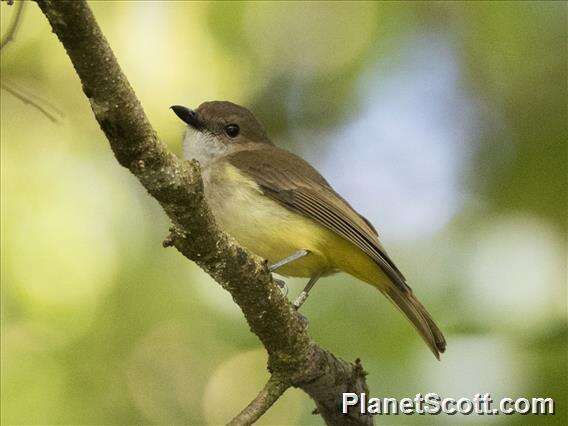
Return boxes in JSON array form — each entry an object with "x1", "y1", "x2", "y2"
[
  {"x1": 3, "y1": 79, "x2": 65, "y2": 116},
  {"x1": 1, "y1": 82, "x2": 60, "y2": 122},
  {"x1": 1, "y1": 0, "x2": 25, "y2": 51},
  {"x1": 227, "y1": 376, "x2": 290, "y2": 426},
  {"x1": 1, "y1": 1, "x2": 63, "y2": 123}
]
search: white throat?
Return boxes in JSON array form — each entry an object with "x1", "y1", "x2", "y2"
[{"x1": 182, "y1": 127, "x2": 227, "y2": 168}]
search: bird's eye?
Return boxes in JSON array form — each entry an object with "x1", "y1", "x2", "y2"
[{"x1": 225, "y1": 124, "x2": 240, "y2": 138}]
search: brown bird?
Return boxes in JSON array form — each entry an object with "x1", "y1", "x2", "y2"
[{"x1": 172, "y1": 101, "x2": 446, "y2": 359}]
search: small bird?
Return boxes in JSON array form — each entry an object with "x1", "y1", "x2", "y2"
[{"x1": 171, "y1": 101, "x2": 446, "y2": 359}]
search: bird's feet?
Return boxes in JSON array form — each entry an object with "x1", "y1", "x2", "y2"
[
  {"x1": 273, "y1": 278, "x2": 289, "y2": 297},
  {"x1": 273, "y1": 279, "x2": 309, "y2": 328},
  {"x1": 292, "y1": 290, "x2": 308, "y2": 310},
  {"x1": 292, "y1": 291, "x2": 310, "y2": 328}
]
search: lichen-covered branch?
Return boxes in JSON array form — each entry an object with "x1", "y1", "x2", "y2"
[{"x1": 34, "y1": 1, "x2": 374, "y2": 424}]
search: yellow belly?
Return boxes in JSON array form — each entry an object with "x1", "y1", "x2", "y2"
[{"x1": 204, "y1": 162, "x2": 384, "y2": 284}]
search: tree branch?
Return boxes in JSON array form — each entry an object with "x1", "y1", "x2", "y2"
[
  {"x1": 33, "y1": 1, "x2": 374, "y2": 424},
  {"x1": 0, "y1": 0, "x2": 24, "y2": 50},
  {"x1": 228, "y1": 375, "x2": 289, "y2": 426}
]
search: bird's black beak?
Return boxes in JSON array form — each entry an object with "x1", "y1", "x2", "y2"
[{"x1": 170, "y1": 105, "x2": 203, "y2": 130}]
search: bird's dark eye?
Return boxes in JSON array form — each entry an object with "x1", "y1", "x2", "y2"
[{"x1": 225, "y1": 124, "x2": 240, "y2": 138}]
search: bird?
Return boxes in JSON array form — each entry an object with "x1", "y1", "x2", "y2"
[{"x1": 171, "y1": 101, "x2": 446, "y2": 359}]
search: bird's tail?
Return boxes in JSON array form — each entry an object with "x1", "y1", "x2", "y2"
[
  {"x1": 330, "y1": 239, "x2": 446, "y2": 358},
  {"x1": 382, "y1": 285, "x2": 446, "y2": 360}
]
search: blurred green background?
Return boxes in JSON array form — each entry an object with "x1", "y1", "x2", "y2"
[{"x1": 1, "y1": 1, "x2": 566, "y2": 425}]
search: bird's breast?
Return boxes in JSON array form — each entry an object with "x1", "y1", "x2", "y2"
[{"x1": 202, "y1": 162, "x2": 336, "y2": 277}]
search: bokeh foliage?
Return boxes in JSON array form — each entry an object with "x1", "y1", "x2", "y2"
[{"x1": 1, "y1": 1, "x2": 566, "y2": 425}]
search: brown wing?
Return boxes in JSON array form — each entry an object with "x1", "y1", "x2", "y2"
[
  {"x1": 227, "y1": 146, "x2": 447, "y2": 358},
  {"x1": 226, "y1": 146, "x2": 408, "y2": 291}
]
